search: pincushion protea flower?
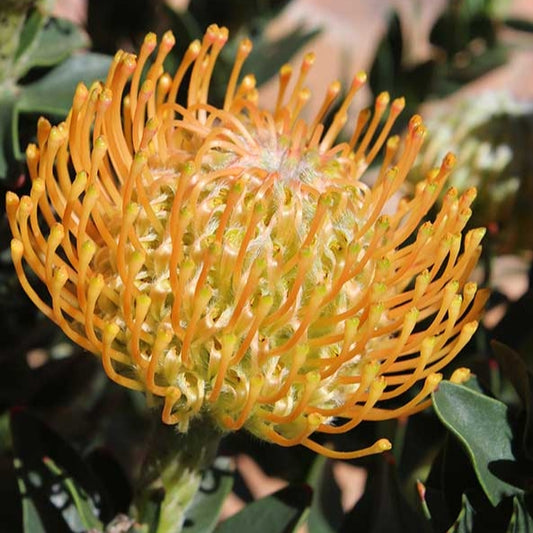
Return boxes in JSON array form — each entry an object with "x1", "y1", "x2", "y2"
[
  {"x1": 6, "y1": 25, "x2": 487, "y2": 460},
  {"x1": 410, "y1": 92, "x2": 533, "y2": 253}
]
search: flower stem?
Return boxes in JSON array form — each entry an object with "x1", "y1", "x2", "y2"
[{"x1": 135, "y1": 416, "x2": 223, "y2": 533}]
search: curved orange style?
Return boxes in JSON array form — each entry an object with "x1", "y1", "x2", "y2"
[{"x1": 6, "y1": 25, "x2": 487, "y2": 459}]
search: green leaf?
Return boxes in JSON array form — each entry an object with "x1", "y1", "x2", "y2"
[
  {"x1": 137, "y1": 488, "x2": 164, "y2": 533},
  {"x1": 444, "y1": 491, "x2": 519, "y2": 532},
  {"x1": 14, "y1": 17, "x2": 89, "y2": 79},
  {"x1": 14, "y1": 7, "x2": 45, "y2": 64},
  {"x1": 16, "y1": 52, "x2": 112, "y2": 116},
  {"x1": 164, "y1": 1, "x2": 319, "y2": 94},
  {"x1": 340, "y1": 453, "x2": 430, "y2": 533},
  {"x1": 504, "y1": 17, "x2": 533, "y2": 33},
  {"x1": 215, "y1": 484, "x2": 312, "y2": 533},
  {"x1": 460, "y1": 375, "x2": 486, "y2": 394},
  {"x1": 306, "y1": 454, "x2": 343, "y2": 533},
  {"x1": 0, "y1": 0, "x2": 36, "y2": 82},
  {"x1": 85, "y1": 448, "x2": 133, "y2": 520},
  {"x1": 369, "y1": 11, "x2": 403, "y2": 97},
  {"x1": 14, "y1": 456, "x2": 51, "y2": 533},
  {"x1": 507, "y1": 495, "x2": 533, "y2": 532},
  {"x1": 0, "y1": 87, "x2": 17, "y2": 178},
  {"x1": 163, "y1": 4, "x2": 203, "y2": 45},
  {"x1": 0, "y1": 10, "x2": 108, "y2": 177},
  {"x1": 10, "y1": 409, "x2": 110, "y2": 532},
  {"x1": 432, "y1": 381, "x2": 522, "y2": 505},
  {"x1": 0, "y1": 52, "x2": 112, "y2": 172},
  {"x1": 422, "y1": 434, "x2": 480, "y2": 532},
  {"x1": 491, "y1": 341, "x2": 533, "y2": 459},
  {"x1": 186, "y1": 0, "x2": 293, "y2": 34},
  {"x1": 447, "y1": 493, "x2": 475, "y2": 533},
  {"x1": 183, "y1": 456, "x2": 235, "y2": 533},
  {"x1": 243, "y1": 25, "x2": 321, "y2": 87},
  {"x1": 42, "y1": 457, "x2": 103, "y2": 531}
]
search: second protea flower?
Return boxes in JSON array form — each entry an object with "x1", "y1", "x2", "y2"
[
  {"x1": 7, "y1": 25, "x2": 487, "y2": 459},
  {"x1": 411, "y1": 92, "x2": 533, "y2": 252}
]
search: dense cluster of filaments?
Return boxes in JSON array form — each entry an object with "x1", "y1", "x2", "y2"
[{"x1": 7, "y1": 25, "x2": 487, "y2": 459}]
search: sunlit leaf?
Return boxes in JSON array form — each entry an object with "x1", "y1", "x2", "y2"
[
  {"x1": 14, "y1": 17, "x2": 89, "y2": 79},
  {"x1": 13, "y1": 7, "x2": 44, "y2": 64},
  {"x1": 16, "y1": 53, "x2": 112, "y2": 116},
  {"x1": 0, "y1": 52, "x2": 112, "y2": 174},
  {"x1": 0, "y1": 0, "x2": 36, "y2": 83}
]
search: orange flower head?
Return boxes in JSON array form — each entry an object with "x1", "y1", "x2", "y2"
[{"x1": 6, "y1": 26, "x2": 488, "y2": 459}]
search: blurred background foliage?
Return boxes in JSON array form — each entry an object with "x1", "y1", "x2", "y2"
[{"x1": 3, "y1": 0, "x2": 533, "y2": 531}]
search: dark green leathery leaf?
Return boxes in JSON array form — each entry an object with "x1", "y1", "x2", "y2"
[
  {"x1": 215, "y1": 484, "x2": 312, "y2": 533},
  {"x1": 432, "y1": 381, "x2": 523, "y2": 506}
]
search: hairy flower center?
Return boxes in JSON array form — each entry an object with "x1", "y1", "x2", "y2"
[{"x1": 93, "y1": 118, "x2": 380, "y2": 433}]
